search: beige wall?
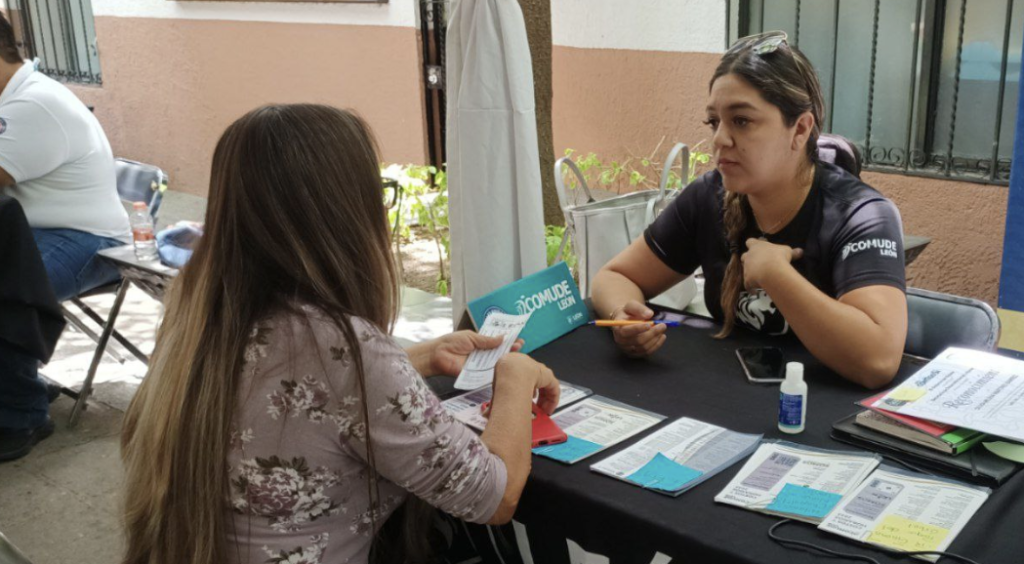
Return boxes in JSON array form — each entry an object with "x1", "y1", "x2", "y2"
[
  {"x1": 552, "y1": 46, "x2": 1008, "y2": 304},
  {"x1": 70, "y1": 16, "x2": 427, "y2": 196},
  {"x1": 866, "y1": 172, "x2": 1007, "y2": 304}
]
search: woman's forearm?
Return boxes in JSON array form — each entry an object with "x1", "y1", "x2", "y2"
[
  {"x1": 760, "y1": 264, "x2": 903, "y2": 388},
  {"x1": 480, "y1": 372, "x2": 535, "y2": 523},
  {"x1": 403, "y1": 340, "x2": 435, "y2": 377},
  {"x1": 592, "y1": 268, "x2": 648, "y2": 319}
]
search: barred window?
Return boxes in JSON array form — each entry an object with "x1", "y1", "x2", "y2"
[
  {"x1": 9, "y1": 0, "x2": 102, "y2": 85},
  {"x1": 728, "y1": 0, "x2": 1021, "y2": 185}
]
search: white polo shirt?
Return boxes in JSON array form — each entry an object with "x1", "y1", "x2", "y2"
[{"x1": 0, "y1": 61, "x2": 130, "y2": 242}]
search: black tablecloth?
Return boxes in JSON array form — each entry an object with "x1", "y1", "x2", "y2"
[{"x1": 506, "y1": 321, "x2": 1023, "y2": 564}]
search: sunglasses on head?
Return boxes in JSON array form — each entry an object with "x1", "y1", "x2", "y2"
[{"x1": 734, "y1": 31, "x2": 789, "y2": 56}]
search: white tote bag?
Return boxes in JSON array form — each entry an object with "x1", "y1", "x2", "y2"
[{"x1": 554, "y1": 143, "x2": 698, "y2": 310}]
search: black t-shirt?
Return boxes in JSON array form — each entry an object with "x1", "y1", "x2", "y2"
[{"x1": 644, "y1": 162, "x2": 905, "y2": 336}]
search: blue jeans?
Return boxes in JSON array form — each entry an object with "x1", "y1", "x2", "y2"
[{"x1": 32, "y1": 228, "x2": 124, "y2": 302}]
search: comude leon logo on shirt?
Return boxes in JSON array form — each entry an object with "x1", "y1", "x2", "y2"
[
  {"x1": 0, "y1": 117, "x2": 7, "y2": 135},
  {"x1": 842, "y1": 238, "x2": 898, "y2": 260}
]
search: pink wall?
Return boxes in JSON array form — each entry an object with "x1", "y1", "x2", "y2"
[{"x1": 70, "y1": 16, "x2": 427, "y2": 196}]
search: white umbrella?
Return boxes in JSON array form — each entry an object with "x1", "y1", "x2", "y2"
[{"x1": 446, "y1": 0, "x2": 547, "y2": 323}]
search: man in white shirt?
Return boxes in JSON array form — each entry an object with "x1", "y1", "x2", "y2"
[{"x1": 0, "y1": 13, "x2": 129, "y2": 461}]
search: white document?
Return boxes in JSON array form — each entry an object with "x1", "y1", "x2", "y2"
[
  {"x1": 714, "y1": 441, "x2": 881, "y2": 523},
  {"x1": 819, "y1": 467, "x2": 990, "y2": 562},
  {"x1": 591, "y1": 417, "x2": 762, "y2": 496},
  {"x1": 553, "y1": 397, "x2": 664, "y2": 447},
  {"x1": 873, "y1": 347, "x2": 1024, "y2": 443},
  {"x1": 442, "y1": 381, "x2": 593, "y2": 431},
  {"x1": 531, "y1": 397, "x2": 666, "y2": 464},
  {"x1": 453, "y1": 311, "x2": 531, "y2": 390}
]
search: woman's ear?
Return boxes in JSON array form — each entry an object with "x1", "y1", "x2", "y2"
[{"x1": 791, "y1": 111, "x2": 816, "y2": 152}]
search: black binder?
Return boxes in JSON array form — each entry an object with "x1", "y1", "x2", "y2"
[{"x1": 831, "y1": 412, "x2": 1020, "y2": 488}]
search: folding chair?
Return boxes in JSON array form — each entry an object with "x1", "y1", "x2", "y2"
[
  {"x1": 62, "y1": 158, "x2": 167, "y2": 426},
  {"x1": 905, "y1": 287, "x2": 1001, "y2": 359}
]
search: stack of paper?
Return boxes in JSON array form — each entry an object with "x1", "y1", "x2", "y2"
[
  {"x1": 871, "y1": 347, "x2": 1024, "y2": 444},
  {"x1": 532, "y1": 397, "x2": 665, "y2": 464},
  {"x1": 591, "y1": 417, "x2": 761, "y2": 496},
  {"x1": 714, "y1": 442, "x2": 881, "y2": 523}
]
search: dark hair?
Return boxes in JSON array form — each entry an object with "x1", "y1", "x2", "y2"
[
  {"x1": 0, "y1": 13, "x2": 23, "y2": 65},
  {"x1": 712, "y1": 34, "x2": 826, "y2": 338}
]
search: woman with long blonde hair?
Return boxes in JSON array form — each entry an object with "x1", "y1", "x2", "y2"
[
  {"x1": 121, "y1": 104, "x2": 558, "y2": 564},
  {"x1": 592, "y1": 33, "x2": 908, "y2": 389}
]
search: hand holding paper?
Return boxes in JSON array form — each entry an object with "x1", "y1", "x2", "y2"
[{"x1": 429, "y1": 330, "x2": 524, "y2": 377}]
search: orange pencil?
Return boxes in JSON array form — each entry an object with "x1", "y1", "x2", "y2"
[{"x1": 588, "y1": 320, "x2": 680, "y2": 327}]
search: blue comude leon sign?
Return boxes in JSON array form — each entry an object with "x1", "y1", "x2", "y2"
[{"x1": 468, "y1": 262, "x2": 589, "y2": 353}]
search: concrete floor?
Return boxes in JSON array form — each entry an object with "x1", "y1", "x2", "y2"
[{"x1": 0, "y1": 191, "x2": 455, "y2": 563}]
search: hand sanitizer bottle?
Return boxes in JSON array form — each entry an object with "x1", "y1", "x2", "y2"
[{"x1": 778, "y1": 362, "x2": 807, "y2": 434}]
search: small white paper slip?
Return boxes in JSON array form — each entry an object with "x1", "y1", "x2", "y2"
[{"x1": 454, "y1": 311, "x2": 532, "y2": 390}]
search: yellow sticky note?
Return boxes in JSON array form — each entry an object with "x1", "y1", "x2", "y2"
[
  {"x1": 888, "y1": 387, "x2": 927, "y2": 402},
  {"x1": 867, "y1": 515, "x2": 949, "y2": 553}
]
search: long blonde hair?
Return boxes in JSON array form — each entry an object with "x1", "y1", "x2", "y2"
[
  {"x1": 121, "y1": 105, "x2": 398, "y2": 564},
  {"x1": 713, "y1": 35, "x2": 824, "y2": 338}
]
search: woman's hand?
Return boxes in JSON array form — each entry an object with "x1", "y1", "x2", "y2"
[
  {"x1": 741, "y1": 238, "x2": 803, "y2": 291},
  {"x1": 610, "y1": 300, "x2": 667, "y2": 358},
  {"x1": 494, "y1": 353, "x2": 560, "y2": 414},
  {"x1": 428, "y1": 331, "x2": 524, "y2": 377}
]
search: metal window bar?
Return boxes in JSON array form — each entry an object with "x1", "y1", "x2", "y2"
[
  {"x1": 10, "y1": 0, "x2": 102, "y2": 85},
  {"x1": 735, "y1": 0, "x2": 1014, "y2": 186}
]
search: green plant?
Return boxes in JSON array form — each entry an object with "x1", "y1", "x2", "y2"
[
  {"x1": 381, "y1": 163, "x2": 450, "y2": 295},
  {"x1": 562, "y1": 138, "x2": 712, "y2": 196},
  {"x1": 545, "y1": 224, "x2": 577, "y2": 273}
]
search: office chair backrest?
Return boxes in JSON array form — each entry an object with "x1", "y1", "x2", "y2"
[
  {"x1": 905, "y1": 287, "x2": 1000, "y2": 359},
  {"x1": 114, "y1": 158, "x2": 167, "y2": 220}
]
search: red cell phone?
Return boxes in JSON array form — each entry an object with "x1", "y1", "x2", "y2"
[
  {"x1": 480, "y1": 401, "x2": 568, "y2": 448},
  {"x1": 531, "y1": 403, "x2": 567, "y2": 448}
]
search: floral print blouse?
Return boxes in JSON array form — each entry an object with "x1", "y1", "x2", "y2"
[{"x1": 226, "y1": 305, "x2": 508, "y2": 564}]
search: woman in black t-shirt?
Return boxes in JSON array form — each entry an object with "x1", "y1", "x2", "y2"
[{"x1": 591, "y1": 32, "x2": 908, "y2": 389}]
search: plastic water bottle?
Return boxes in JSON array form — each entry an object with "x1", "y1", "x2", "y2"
[
  {"x1": 130, "y1": 201, "x2": 158, "y2": 261},
  {"x1": 778, "y1": 362, "x2": 807, "y2": 434}
]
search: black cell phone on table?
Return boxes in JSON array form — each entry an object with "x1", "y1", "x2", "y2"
[{"x1": 735, "y1": 346, "x2": 785, "y2": 384}]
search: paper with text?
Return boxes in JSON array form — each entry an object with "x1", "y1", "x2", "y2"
[
  {"x1": 532, "y1": 397, "x2": 665, "y2": 464},
  {"x1": 591, "y1": 417, "x2": 761, "y2": 496},
  {"x1": 442, "y1": 381, "x2": 593, "y2": 431},
  {"x1": 819, "y1": 467, "x2": 990, "y2": 562},
  {"x1": 714, "y1": 441, "x2": 881, "y2": 524},
  {"x1": 454, "y1": 311, "x2": 532, "y2": 390},
  {"x1": 873, "y1": 347, "x2": 1024, "y2": 443}
]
